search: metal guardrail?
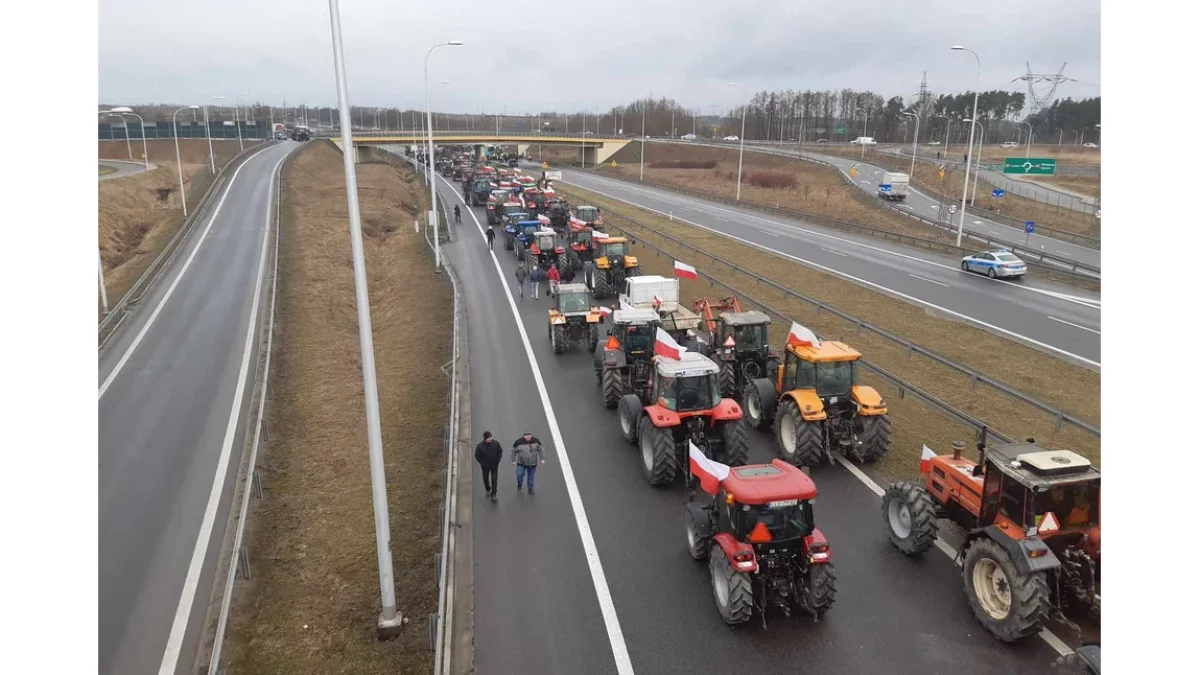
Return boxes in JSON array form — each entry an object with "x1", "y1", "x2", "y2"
[
  {"x1": 556, "y1": 185, "x2": 1100, "y2": 441},
  {"x1": 350, "y1": 129, "x2": 628, "y2": 141}
]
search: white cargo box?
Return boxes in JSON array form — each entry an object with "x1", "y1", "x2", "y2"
[{"x1": 618, "y1": 275, "x2": 680, "y2": 312}]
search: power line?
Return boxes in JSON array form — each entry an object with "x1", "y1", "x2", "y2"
[{"x1": 1012, "y1": 62, "x2": 1077, "y2": 115}]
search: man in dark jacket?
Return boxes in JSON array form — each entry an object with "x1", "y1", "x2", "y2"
[
  {"x1": 475, "y1": 431, "x2": 503, "y2": 502},
  {"x1": 512, "y1": 431, "x2": 546, "y2": 494},
  {"x1": 485, "y1": 226, "x2": 495, "y2": 250}
]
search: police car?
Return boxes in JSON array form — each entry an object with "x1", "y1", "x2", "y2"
[{"x1": 960, "y1": 249, "x2": 1027, "y2": 278}]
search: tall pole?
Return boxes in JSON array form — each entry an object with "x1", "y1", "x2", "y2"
[
  {"x1": 106, "y1": 114, "x2": 132, "y2": 160},
  {"x1": 581, "y1": 111, "x2": 587, "y2": 168},
  {"x1": 1056, "y1": 127, "x2": 1063, "y2": 146},
  {"x1": 233, "y1": 99, "x2": 244, "y2": 152},
  {"x1": 861, "y1": 109, "x2": 868, "y2": 158},
  {"x1": 172, "y1": 106, "x2": 198, "y2": 216},
  {"x1": 670, "y1": 108, "x2": 674, "y2": 139},
  {"x1": 325, "y1": 0, "x2": 403, "y2": 638},
  {"x1": 729, "y1": 83, "x2": 746, "y2": 200},
  {"x1": 98, "y1": 248, "x2": 109, "y2": 314},
  {"x1": 1021, "y1": 121, "x2": 1034, "y2": 157},
  {"x1": 425, "y1": 42, "x2": 462, "y2": 270},
  {"x1": 640, "y1": 99, "x2": 646, "y2": 180},
  {"x1": 203, "y1": 105, "x2": 215, "y2": 173},
  {"x1": 122, "y1": 112, "x2": 150, "y2": 170},
  {"x1": 952, "y1": 45, "x2": 981, "y2": 247},
  {"x1": 903, "y1": 112, "x2": 919, "y2": 175}
]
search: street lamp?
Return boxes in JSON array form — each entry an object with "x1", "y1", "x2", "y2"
[
  {"x1": 492, "y1": 91, "x2": 500, "y2": 134},
  {"x1": 728, "y1": 82, "x2": 747, "y2": 200},
  {"x1": 235, "y1": 92, "x2": 251, "y2": 150},
  {"x1": 204, "y1": 97, "x2": 222, "y2": 172},
  {"x1": 951, "y1": 44, "x2": 981, "y2": 247},
  {"x1": 101, "y1": 112, "x2": 132, "y2": 161},
  {"x1": 108, "y1": 107, "x2": 149, "y2": 170},
  {"x1": 1054, "y1": 126, "x2": 1063, "y2": 146},
  {"x1": 424, "y1": 40, "x2": 463, "y2": 270},
  {"x1": 933, "y1": 114, "x2": 950, "y2": 151},
  {"x1": 902, "y1": 111, "x2": 920, "y2": 175},
  {"x1": 640, "y1": 97, "x2": 647, "y2": 180},
  {"x1": 172, "y1": 105, "x2": 201, "y2": 216},
  {"x1": 1019, "y1": 120, "x2": 1034, "y2": 157},
  {"x1": 853, "y1": 107, "x2": 868, "y2": 158}
]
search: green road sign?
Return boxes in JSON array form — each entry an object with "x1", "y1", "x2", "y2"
[
  {"x1": 835, "y1": 125, "x2": 847, "y2": 134},
  {"x1": 1002, "y1": 157, "x2": 1057, "y2": 175}
]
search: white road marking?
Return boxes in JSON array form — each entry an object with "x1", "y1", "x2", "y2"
[
  {"x1": 561, "y1": 175, "x2": 1101, "y2": 368},
  {"x1": 821, "y1": 248, "x2": 849, "y2": 257},
  {"x1": 930, "y1": 205, "x2": 940, "y2": 209},
  {"x1": 436, "y1": 171, "x2": 636, "y2": 675},
  {"x1": 1046, "y1": 316, "x2": 1101, "y2": 335},
  {"x1": 833, "y1": 456, "x2": 1074, "y2": 657},
  {"x1": 763, "y1": 231, "x2": 780, "y2": 237},
  {"x1": 909, "y1": 274, "x2": 950, "y2": 288},
  {"x1": 1055, "y1": 250, "x2": 1073, "y2": 257},
  {"x1": 157, "y1": 150, "x2": 288, "y2": 675},
  {"x1": 900, "y1": 205, "x2": 913, "y2": 209},
  {"x1": 98, "y1": 143, "x2": 277, "y2": 399}
]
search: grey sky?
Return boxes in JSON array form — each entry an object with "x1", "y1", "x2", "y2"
[{"x1": 99, "y1": 0, "x2": 1100, "y2": 114}]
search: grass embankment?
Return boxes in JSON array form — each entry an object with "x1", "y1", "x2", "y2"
[
  {"x1": 98, "y1": 164, "x2": 118, "y2": 176},
  {"x1": 97, "y1": 139, "x2": 246, "y2": 315},
  {"x1": 224, "y1": 140, "x2": 451, "y2": 674},
  {"x1": 557, "y1": 183, "x2": 1100, "y2": 478},
  {"x1": 1035, "y1": 174, "x2": 1102, "y2": 199}
]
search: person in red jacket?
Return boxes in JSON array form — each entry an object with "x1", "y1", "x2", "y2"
[{"x1": 547, "y1": 264, "x2": 561, "y2": 297}]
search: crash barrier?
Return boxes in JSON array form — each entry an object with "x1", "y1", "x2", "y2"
[
  {"x1": 556, "y1": 186, "x2": 1100, "y2": 443},
  {"x1": 98, "y1": 140, "x2": 280, "y2": 349},
  {"x1": 350, "y1": 129, "x2": 628, "y2": 141},
  {"x1": 98, "y1": 120, "x2": 270, "y2": 140},
  {"x1": 544, "y1": 159, "x2": 1098, "y2": 286}
]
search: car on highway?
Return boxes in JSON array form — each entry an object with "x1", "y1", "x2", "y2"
[
  {"x1": 681, "y1": 133, "x2": 696, "y2": 141},
  {"x1": 1001, "y1": 141, "x2": 1019, "y2": 148},
  {"x1": 927, "y1": 140, "x2": 941, "y2": 145},
  {"x1": 960, "y1": 249, "x2": 1027, "y2": 278},
  {"x1": 815, "y1": 138, "x2": 829, "y2": 143},
  {"x1": 723, "y1": 135, "x2": 739, "y2": 141},
  {"x1": 1082, "y1": 142, "x2": 1098, "y2": 148},
  {"x1": 850, "y1": 136, "x2": 877, "y2": 145}
]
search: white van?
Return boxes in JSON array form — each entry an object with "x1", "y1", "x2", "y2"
[{"x1": 850, "y1": 137, "x2": 877, "y2": 145}]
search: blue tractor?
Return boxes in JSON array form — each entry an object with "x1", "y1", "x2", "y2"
[{"x1": 513, "y1": 220, "x2": 542, "y2": 260}]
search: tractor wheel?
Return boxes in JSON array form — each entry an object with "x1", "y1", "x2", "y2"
[
  {"x1": 742, "y1": 378, "x2": 777, "y2": 430},
  {"x1": 855, "y1": 413, "x2": 891, "y2": 463},
  {"x1": 551, "y1": 324, "x2": 566, "y2": 355},
  {"x1": 505, "y1": 236, "x2": 514, "y2": 251},
  {"x1": 719, "y1": 418, "x2": 750, "y2": 466},
  {"x1": 962, "y1": 537, "x2": 1051, "y2": 642},
  {"x1": 617, "y1": 395, "x2": 642, "y2": 445},
  {"x1": 613, "y1": 268, "x2": 627, "y2": 290},
  {"x1": 594, "y1": 272, "x2": 612, "y2": 299},
  {"x1": 881, "y1": 481, "x2": 938, "y2": 555},
  {"x1": 718, "y1": 361, "x2": 737, "y2": 398},
  {"x1": 626, "y1": 266, "x2": 641, "y2": 277},
  {"x1": 708, "y1": 545, "x2": 753, "y2": 625},
  {"x1": 775, "y1": 399, "x2": 825, "y2": 467},
  {"x1": 567, "y1": 248, "x2": 581, "y2": 271},
  {"x1": 557, "y1": 257, "x2": 570, "y2": 279},
  {"x1": 638, "y1": 415, "x2": 678, "y2": 485},
  {"x1": 805, "y1": 561, "x2": 837, "y2": 616},
  {"x1": 601, "y1": 367, "x2": 624, "y2": 409},
  {"x1": 588, "y1": 325, "x2": 600, "y2": 353},
  {"x1": 685, "y1": 508, "x2": 711, "y2": 561}
]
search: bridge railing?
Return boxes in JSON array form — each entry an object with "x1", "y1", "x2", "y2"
[{"x1": 344, "y1": 130, "x2": 630, "y2": 141}]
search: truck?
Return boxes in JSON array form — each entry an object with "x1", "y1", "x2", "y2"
[
  {"x1": 618, "y1": 276, "x2": 708, "y2": 355},
  {"x1": 878, "y1": 172, "x2": 909, "y2": 201}
]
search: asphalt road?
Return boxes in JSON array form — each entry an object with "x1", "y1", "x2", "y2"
[
  {"x1": 100, "y1": 159, "x2": 157, "y2": 180},
  {"x1": 539, "y1": 165, "x2": 1100, "y2": 369},
  {"x1": 98, "y1": 140, "x2": 293, "y2": 675}
]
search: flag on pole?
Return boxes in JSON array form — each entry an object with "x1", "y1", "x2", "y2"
[
  {"x1": 674, "y1": 260, "x2": 698, "y2": 280},
  {"x1": 920, "y1": 445, "x2": 937, "y2": 474},
  {"x1": 787, "y1": 322, "x2": 821, "y2": 349},
  {"x1": 689, "y1": 441, "x2": 731, "y2": 495},
  {"x1": 652, "y1": 295, "x2": 662, "y2": 309},
  {"x1": 598, "y1": 306, "x2": 613, "y2": 317},
  {"x1": 654, "y1": 327, "x2": 686, "y2": 360}
]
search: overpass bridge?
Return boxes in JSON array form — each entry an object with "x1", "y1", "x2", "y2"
[{"x1": 336, "y1": 131, "x2": 631, "y2": 164}]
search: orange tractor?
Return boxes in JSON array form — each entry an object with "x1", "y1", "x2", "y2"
[{"x1": 881, "y1": 430, "x2": 1100, "y2": 642}]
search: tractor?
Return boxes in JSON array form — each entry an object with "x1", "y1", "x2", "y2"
[
  {"x1": 881, "y1": 432, "x2": 1101, "y2": 643},
  {"x1": 616, "y1": 351, "x2": 750, "y2": 484},
  {"x1": 742, "y1": 333, "x2": 890, "y2": 467},
  {"x1": 574, "y1": 205, "x2": 604, "y2": 231},
  {"x1": 685, "y1": 458, "x2": 836, "y2": 626},
  {"x1": 594, "y1": 308, "x2": 660, "y2": 408},
  {"x1": 619, "y1": 276, "x2": 708, "y2": 356},
  {"x1": 565, "y1": 222, "x2": 595, "y2": 271},
  {"x1": 585, "y1": 236, "x2": 640, "y2": 299},
  {"x1": 511, "y1": 220, "x2": 542, "y2": 259},
  {"x1": 528, "y1": 228, "x2": 568, "y2": 274},
  {"x1": 695, "y1": 297, "x2": 779, "y2": 399},
  {"x1": 547, "y1": 198, "x2": 572, "y2": 231},
  {"x1": 470, "y1": 178, "x2": 494, "y2": 206},
  {"x1": 522, "y1": 187, "x2": 547, "y2": 215},
  {"x1": 487, "y1": 190, "x2": 519, "y2": 225},
  {"x1": 548, "y1": 283, "x2": 603, "y2": 354}
]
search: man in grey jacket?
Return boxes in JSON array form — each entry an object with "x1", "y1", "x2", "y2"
[{"x1": 512, "y1": 431, "x2": 546, "y2": 494}]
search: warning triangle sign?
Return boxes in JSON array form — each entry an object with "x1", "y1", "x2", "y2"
[
  {"x1": 1037, "y1": 511, "x2": 1060, "y2": 534},
  {"x1": 723, "y1": 336, "x2": 736, "y2": 347}
]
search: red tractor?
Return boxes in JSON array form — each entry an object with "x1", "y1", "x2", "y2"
[
  {"x1": 685, "y1": 455, "x2": 836, "y2": 627},
  {"x1": 881, "y1": 430, "x2": 1101, "y2": 642},
  {"x1": 566, "y1": 222, "x2": 596, "y2": 271}
]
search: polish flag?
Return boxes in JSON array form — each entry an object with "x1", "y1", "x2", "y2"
[
  {"x1": 787, "y1": 322, "x2": 821, "y2": 349},
  {"x1": 598, "y1": 306, "x2": 613, "y2": 317},
  {"x1": 689, "y1": 441, "x2": 731, "y2": 495},
  {"x1": 919, "y1": 445, "x2": 937, "y2": 474},
  {"x1": 674, "y1": 260, "x2": 698, "y2": 280},
  {"x1": 1037, "y1": 511, "x2": 1061, "y2": 534},
  {"x1": 652, "y1": 295, "x2": 662, "y2": 309},
  {"x1": 538, "y1": 214, "x2": 551, "y2": 226},
  {"x1": 654, "y1": 327, "x2": 686, "y2": 360},
  {"x1": 591, "y1": 230, "x2": 607, "y2": 239},
  {"x1": 570, "y1": 216, "x2": 587, "y2": 228}
]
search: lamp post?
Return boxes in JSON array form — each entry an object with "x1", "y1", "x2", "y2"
[
  {"x1": 203, "y1": 100, "x2": 217, "y2": 173},
  {"x1": 1055, "y1": 126, "x2": 1063, "y2": 146},
  {"x1": 951, "y1": 44, "x2": 981, "y2": 247},
  {"x1": 640, "y1": 98, "x2": 647, "y2": 180},
  {"x1": 109, "y1": 107, "x2": 149, "y2": 169},
  {"x1": 98, "y1": 248, "x2": 109, "y2": 314},
  {"x1": 727, "y1": 82, "x2": 747, "y2": 200},
  {"x1": 902, "y1": 111, "x2": 920, "y2": 175},
  {"x1": 102, "y1": 113, "x2": 132, "y2": 160},
  {"x1": 424, "y1": 40, "x2": 463, "y2": 270},
  {"x1": 324, "y1": 0, "x2": 403, "y2": 639},
  {"x1": 1019, "y1": 120, "x2": 1034, "y2": 157},
  {"x1": 237, "y1": 92, "x2": 251, "y2": 147},
  {"x1": 933, "y1": 113, "x2": 950, "y2": 152},
  {"x1": 172, "y1": 105, "x2": 201, "y2": 216},
  {"x1": 492, "y1": 91, "x2": 499, "y2": 134}
]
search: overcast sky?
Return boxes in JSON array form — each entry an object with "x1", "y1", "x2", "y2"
[{"x1": 99, "y1": 0, "x2": 1100, "y2": 114}]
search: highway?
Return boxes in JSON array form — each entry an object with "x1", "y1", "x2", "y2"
[
  {"x1": 98, "y1": 140, "x2": 293, "y2": 675},
  {"x1": 100, "y1": 159, "x2": 157, "y2": 180},
  {"x1": 538, "y1": 164, "x2": 1100, "y2": 369},
  {"x1": 423, "y1": 164, "x2": 1070, "y2": 675}
]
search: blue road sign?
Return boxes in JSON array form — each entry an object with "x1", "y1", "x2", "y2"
[
  {"x1": 993, "y1": 188, "x2": 1005, "y2": 198},
  {"x1": 1025, "y1": 220, "x2": 1035, "y2": 234},
  {"x1": 880, "y1": 184, "x2": 892, "y2": 192}
]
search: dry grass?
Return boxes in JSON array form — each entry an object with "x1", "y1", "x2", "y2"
[
  {"x1": 557, "y1": 184, "x2": 1100, "y2": 478},
  {"x1": 1035, "y1": 174, "x2": 1102, "y2": 199},
  {"x1": 224, "y1": 140, "x2": 451, "y2": 675},
  {"x1": 99, "y1": 164, "x2": 118, "y2": 176},
  {"x1": 974, "y1": 144, "x2": 1101, "y2": 166}
]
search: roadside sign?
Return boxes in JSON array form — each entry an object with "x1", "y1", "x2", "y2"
[
  {"x1": 849, "y1": 164, "x2": 857, "y2": 178},
  {"x1": 836, "y1": 125, "x2": 847, "y2": 134},
  {"x1": 938, "y1": 167, "x2": 946, "y2": 180},
  {"x1": 949, "y1": 204, "x2": 958, "y2": 214},
  {"x1": 1095, "y1": 209, "x2": 1101, "y2": 219},
  {"x1": 1002, "y1": 157, "x2": 1057, "y2": 175},
  {"x1": 880, "y1": 184, "x2": 892, "y2": 193},
  {"x1": 544, "y1": 171, "x2": 563, "y2": 181},
  {"x1": 1025, "y1": 220, "x2": 1035, "y2": 234},
  {"x1": 993, "y1": 188, "x2": 1005, "y2": 198},
  {"x1": 541, "y1": 161, "x2": 548, "y2": 170},
  {"x1": 611, "y1": 160, "x2": 618, "y2": 168}
]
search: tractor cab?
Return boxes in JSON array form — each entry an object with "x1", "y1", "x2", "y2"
[
  {"x1": 576, "y1": 205, "x2": 603, "y2": 230},
  {"x1": 554, "y1": 283, "x2": 595, "y2": 316},
  {"x1": 548, "y1": 283, "x2": 603, "y2": 354},
  {"x1": 780, "y1": 340, "x2": 868, "y2": 411},
  {"x1": 717, "y1": 461, "x2": 819, "y2": 545},
  {"x1": 717, "y1": 311, "x2": 772, "y2": 356},
  {"x1": 569, "y1": 224, "x2": 594, "y2": 252},
  {"x1": 650, "y1": 352, "x2": 724, "y2": 414},
  {"x1": 604, "y1": 308, "x2": 660, "y2": 358},
  {"x1": 502, "y1": 211, "x2": 530, "y2": 236},
  {"x1": 595, "y1": 237, "x2": 630, "y2": 264},
  {"x1": 530, "y1": 229, "x2": 561, "y2": 260},
  {"x1": 596, "y1": 307, "x2": 661, "y2": 398},
  {"x1": 515, "y1": 220, "x2": 542, "y2": 253}
]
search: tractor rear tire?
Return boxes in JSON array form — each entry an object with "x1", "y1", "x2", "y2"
[
  {"x1": 962, "y1": 537, "x2": 1051, "y2": 642},
  {"x1": 856, "y1": 413, "x2": 891, "y2": 463},
  {"x1": 594, "y1": 272, "x2": 612, "y2": 299},
  {"x1": 551, "y1": 324, "x2": 565, "y2": 354},
  {"x1": 881, "y1": 481, "x2": 938, "y2": 555},
  {"x1": 638, "y1": 415, "x2": 678, "y2": 485},
  {"x1": 588, "y1": 325, "x2": 600, "y2": 353},
  {"x1": 685, "y1": 508, "x2": 711, "y2": 561},
  {"x1": 613, "y1": 268, "x2": 627, "y2": 291},
  {"x1": 602, "y1": 368, "x2": 624, "y2": 409},
  {"x1": 626, "y1": 266, "x2": 641, "y2": 278},
  {"x1": 505, "y1": 236, "x2": 514, "y2": 251},
  {"x1": 557, "y1": 257, "x2": 571, "y2": 279},
  {"x1": 709, "y1": 545, "x2": 753, "y2": 625},
  {"x1": 743, "y1": 378, "x2": 777, "y2": 430},
  {"x1": 617, "y1": 395, "x2": 642, "y2": 445},
  {"x1": 806, "y1": 561, "x2": 837, "y2": 616},
  {"x1": 718, "y1": 361, "x2": 737, "y2": 398},
  {"x1": 775, "y1": 399, "x2": 824, "y2": 467},
  {"x1": 719, "y1": 418, "x2": 750, "y2": 467},
  {"x1": 566, "y1": 248, "x2": 580, "y2": 271}
]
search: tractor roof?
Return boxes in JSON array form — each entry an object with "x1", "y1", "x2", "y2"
[
  {"x1": 722, "y1": 459, "x2": 817, "y2": 504},
  {"x1": 986, "y1": 442, "x2": 1101, "y2": 488},
  {"x1": 612, "y1": 308, "x2": 660, "y2": 325},
  {"x1": 556, "y1": 283, "x2": 589, "y2": 295},
  {"x1": 597, "y1": 236, "x2": 628, "y2": 243},
  {"x1": 518, "y1": 220, "x2": 541, "y2": 227},
  {"x1": 536, "y1": 228, "x2": 557, "y2": 236},
  {"x1": 720, "y1": 310, "x2": 772, "y2": 326},
  {"x1": 654, "y1": 351, "x2": 719, "y2": 377},
  {"x1": 787, "y1": 340, "x2": 861, "y2": 363}
]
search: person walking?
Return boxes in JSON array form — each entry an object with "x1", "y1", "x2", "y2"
[
  {"x1": 530, "y1": 264, "x2": 542, "y2": 300},
  {"x1": 511, "y1": 431, "x2": 546, "y2": 494},
  {"x1": 475, "y1": 431, "x2": 503, "y2": 502},
  {"x1": 515, "y1": 261, "x2": 528, "y2": 297},
  {"x1": 547, "y1": 263, "x2": 561, "y2": 297},
  {"x1": 454, "y1": 204, "x2": 461, "y2": 224},
  {"x1": 485, "y1": 226, "x2": 495, "y2": 249}
]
